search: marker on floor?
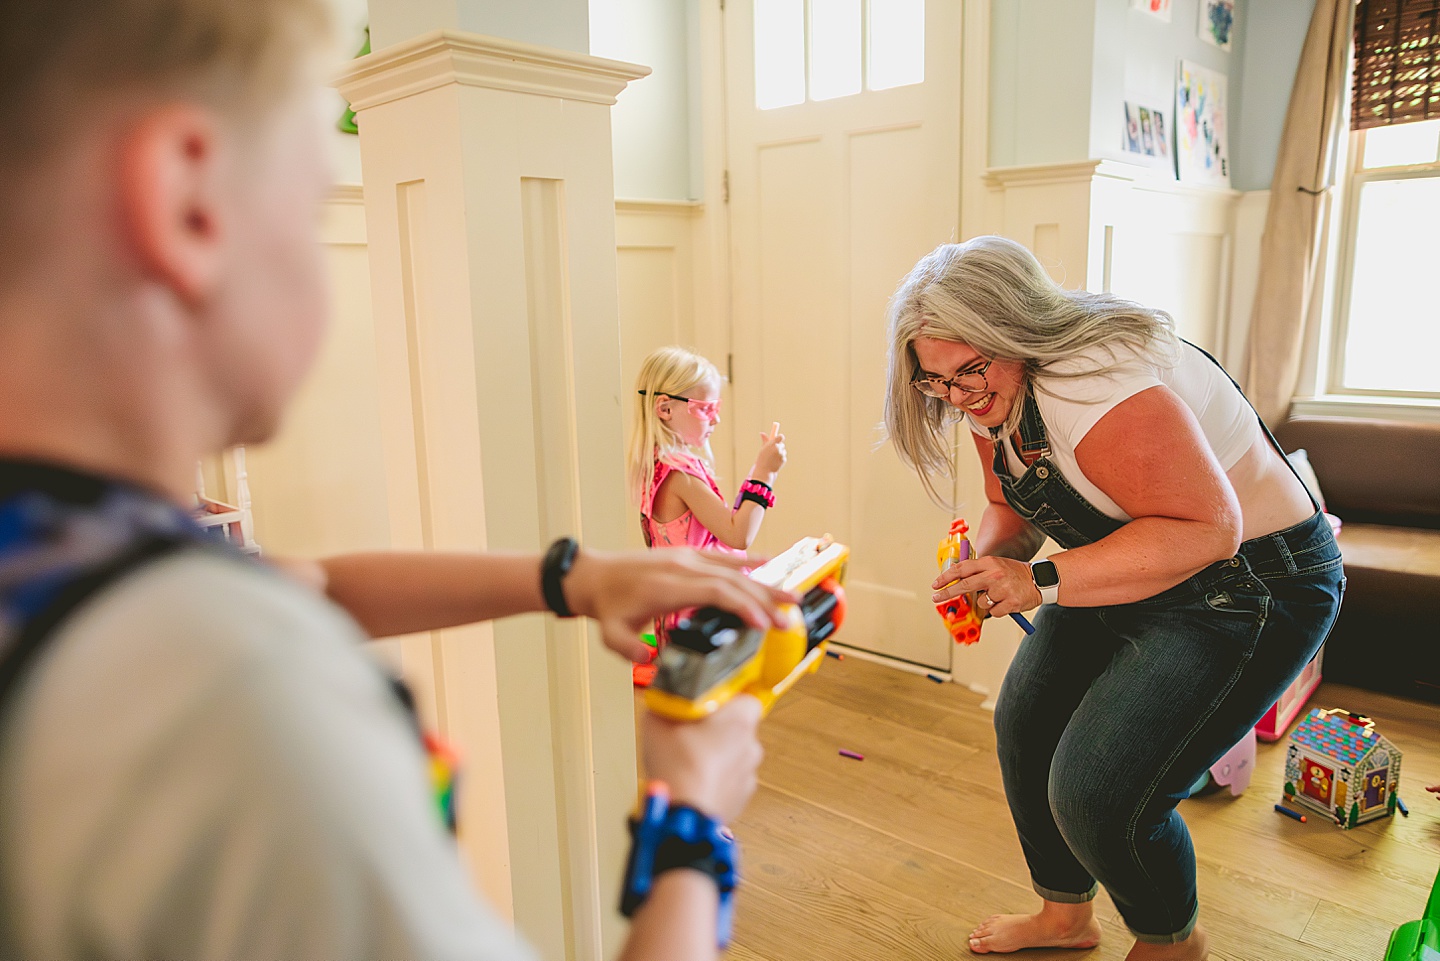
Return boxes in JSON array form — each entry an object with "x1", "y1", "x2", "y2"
[
  {"x1": 927, "y1": 673, "x2": 945, "y2": 684},
  {"x1": 1273, "y1": 803, "x2": 1306, "y2": 823},
  {"x1": 825, "y1": 649, "x2": 844, "y2": 660},
  {"x1": 1397, "y1": 796, "x2": 1410, "y2": 817},
  {"x1": 838, "y1": 749, "x2": 864, "y2": 761}
]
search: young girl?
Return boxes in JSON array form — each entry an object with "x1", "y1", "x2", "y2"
[{"x1": 628, "y1": 346, "x2": 787, "y2": 684}]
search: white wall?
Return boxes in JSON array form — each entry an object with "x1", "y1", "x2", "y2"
[
  {"x1": 1090, "y1": 0, "x2": 1247, "y2": 167},
  {"x1": 1232, "y1": 0, "x2": 1314, "y2": 190},
  {"x1": 989, "y1": 0, "x2": 1096, "y2": 166},
  {"x1": 328, "y1": 0, "x2": 370, "y2": 186},
  {"x1": 371, "y1": 0, "x2": 589, "y2": 51},
  {"x1": 589, "y1": 0, "x2": 698, "y2": 201}
]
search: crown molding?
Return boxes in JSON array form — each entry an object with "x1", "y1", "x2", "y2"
[
  {"x1": 614, "y1": 198, "x2": 704, "y2": 216},
  {"x1": 335, "y1": 29, "x2": 650, "y2": 112},
  {"x1": 327, "y1": 183, "x2": 365, "y2": 204},
  {"x1": 984, "y1": 160, "x2": 1105, "y2": 188},
  {"x1": 986, "y1": 158, "x2": 1240, "y2": 199}
]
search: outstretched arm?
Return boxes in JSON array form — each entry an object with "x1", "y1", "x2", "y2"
[{"x1": 274, "y1": 548, "x2": 793, "y2": 662}]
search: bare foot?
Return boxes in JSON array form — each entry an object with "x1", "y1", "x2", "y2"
[
  {"x1": 968, "y1": 900, "x2": 1102, "y2": 954},
  {"x1": 1124, "y1": 924, "x2": 1208, "y2": 961}
]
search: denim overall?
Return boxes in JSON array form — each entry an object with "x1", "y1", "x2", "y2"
[{"x1": 988, "y1": 358, "x2": 1344, "y2": 944}]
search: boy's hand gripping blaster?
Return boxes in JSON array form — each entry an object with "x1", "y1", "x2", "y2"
[
  {"x1": 644, "y1": 536, "x2": 849, "y2": 721},
  {"x1": 936, "y1": 519, "x2": 1035, "y2": 643}
]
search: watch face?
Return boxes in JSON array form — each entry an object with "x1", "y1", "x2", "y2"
[{"x1": 1033, "y1": 560, "x2": 1060, "y2": 588}]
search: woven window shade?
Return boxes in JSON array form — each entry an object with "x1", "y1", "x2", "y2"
[{"x1": 1353, "y1": 0, "x2": 1440, "y2": 129}]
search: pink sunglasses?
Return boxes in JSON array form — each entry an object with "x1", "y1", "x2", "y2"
[{"x1": 639, "y1": 390, "x2": 722, "y2": 423}]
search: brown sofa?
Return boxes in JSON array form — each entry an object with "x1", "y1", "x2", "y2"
[{"x1": 1272, "y1": 416, "x2": 1440, "y2": 704}]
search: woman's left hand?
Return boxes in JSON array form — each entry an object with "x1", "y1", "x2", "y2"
[{"x1": 932, "y1": 556, "x2": 1042, "y2": 618}]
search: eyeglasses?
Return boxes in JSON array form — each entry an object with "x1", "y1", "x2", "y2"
[
  {"x1": 638, "y1": 390, "x2": 722, "y2": 423},
  {"x1": 911, "y1": 359, "x2": 992, "y2": 399}
]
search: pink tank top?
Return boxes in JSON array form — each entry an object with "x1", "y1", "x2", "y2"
[{"x1": 641, "y1": 453, "x2": 744, "y2": 558}]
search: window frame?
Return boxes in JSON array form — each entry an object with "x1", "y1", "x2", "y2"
[
  {"x1": 752, "y1": 0, "x2": 925, "y2": 111},
  {"x1": 1326, "y1": 123, "x2": 1440, "y2": 401}
]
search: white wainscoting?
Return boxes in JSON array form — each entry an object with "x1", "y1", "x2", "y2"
[{"x1": 985, "y1": 160, "x2": 1243, "y2": 357}]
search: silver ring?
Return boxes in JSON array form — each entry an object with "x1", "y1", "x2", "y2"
[{"x1": 979, "y1": 590, "x2": 992, "y2": 607}]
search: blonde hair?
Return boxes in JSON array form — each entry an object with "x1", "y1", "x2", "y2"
[
  {"x1": 0, "y1": 0, "x2": 331, "y2": 275},
  {"x1": 883, "y1": 236, "x2": 1180, "y2": 506},
  {"x1": 628, "y1": 346, "x2": 723, "y2": 506}
]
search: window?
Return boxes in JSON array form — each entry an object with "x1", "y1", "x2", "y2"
[
  {"x1": 753, "y1": 0, "x2": 924, "y2": 110},
  {"x1": 1328, "y1": 1, "x2": 1440, "y2": 399},
  {"x1": 1332, "y1": 123, "x2": 1440, "y2": 394}
]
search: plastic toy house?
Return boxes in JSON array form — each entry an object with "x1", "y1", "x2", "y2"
[{"x1": 1283, "y1": 708, "x2": 1401, "y2": 828}]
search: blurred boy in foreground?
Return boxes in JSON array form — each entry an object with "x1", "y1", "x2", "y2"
[{"x1": 0, "y1": 3, "x2": 781, "y2": 958}]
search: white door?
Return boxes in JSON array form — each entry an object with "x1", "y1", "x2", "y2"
[{"x1": 726, "y1": 0, "x2": 964, "y2": 670}]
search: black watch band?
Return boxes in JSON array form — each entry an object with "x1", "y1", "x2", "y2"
[
  {"x1": 541, "y1": 537, "x2": 580, "y2": 618},
  {"x1": 652, "y1": 833, "x2": 723, "y2": 882}
]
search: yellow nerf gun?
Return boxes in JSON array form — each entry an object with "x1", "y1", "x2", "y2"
[{"x1": 645, "y1": 536, "x2": 849, "y2": 721}]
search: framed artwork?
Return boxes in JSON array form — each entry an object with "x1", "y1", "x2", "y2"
[
  {"x1": 1130, "y1": 0, "x2": 1172, "y2": 22},
  {"x1": 1122, "y1": 102, "x2": 1173, "y2": 176},
  {"x1": 1175, "y1": 60, "x2": 1230, "y2": 186},
  {"x1": 1198, "y1": 0, "x2": 1236, "y2": 51}
]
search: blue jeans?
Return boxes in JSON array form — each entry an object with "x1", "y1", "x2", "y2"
[{"x1": 993, "y1": 511, "x2": 1343, "y2": 943}]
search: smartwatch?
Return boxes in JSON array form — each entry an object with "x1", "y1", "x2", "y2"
[
  {"x1": 1030, "y1": 559, "x2": 1060, "y2": 606},
  {"x1": 541, "y1": 537, "x2": 580, "y2": 617}
]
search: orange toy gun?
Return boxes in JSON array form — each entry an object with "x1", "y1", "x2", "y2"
[
  {"x1": 936, "y1": 519, "x2": 983, "y2": 644},
  {"x1": 936, "y1": 519, "x2": 1036, "y2": 643}
]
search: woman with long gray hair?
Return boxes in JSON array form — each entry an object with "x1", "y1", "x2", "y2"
[{"x1": 885, "y1": 237, "x2": 1342, "y2": 960}]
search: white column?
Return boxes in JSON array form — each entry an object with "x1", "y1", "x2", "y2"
[{"x1": 337, "y1": 31, "x2": 648, "y2": 961}]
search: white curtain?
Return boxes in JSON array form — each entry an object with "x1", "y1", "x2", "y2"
[{"x1": 1243, "y1": 0, "x2": 1355, "y2": 425}]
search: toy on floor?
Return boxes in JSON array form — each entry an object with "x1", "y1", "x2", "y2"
[
  {"x1": 1283, "y1": 707, "x2": 1402, "y2": 828},
  {"x1": 1191, "y1": 726, "x2": 1257, "y2": 797},
  {"x1": 1384, "y1": 862, "x2": 1440, "y2": 961},
  {"x1": 1256, "y1": 645, "x2": 1324, "y2": 741},
  {"x1": 935, "y1": 519, "x2": 1035, "y2": 642},
  {"x1": 645, "y1": 536, "x2": 848, "y2": 721}
]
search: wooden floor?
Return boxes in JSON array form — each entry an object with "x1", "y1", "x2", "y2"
[{"x1": 725, "y1": 656, "x2": 1440, "y2": 961}]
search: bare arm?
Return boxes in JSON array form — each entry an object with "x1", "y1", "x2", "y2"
[
  {"x1": 935, "y1": 386, "x2": 1242, "y2": 614},
  {"x1": 618, "y1": 697, "x2": 764, "y2": 961},
  {"x1": 665, "y1": 472, "x2": 771, "y2": 551},
  {"x1": 968, "y1": 433, "x2": 1046, "y2": 563},
  {"x1": 1051, "y1": 385, "x2": 1242, "y2": 605},
  {"x1": 319, "y1": 552, "x2": 545, "y2": 636},
  {"x1": 617, "y1": 866, "x2": 721, "y2": 961},
  {"x1": 293, "y1": 548, "x2": 794, "y2": 661}
]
